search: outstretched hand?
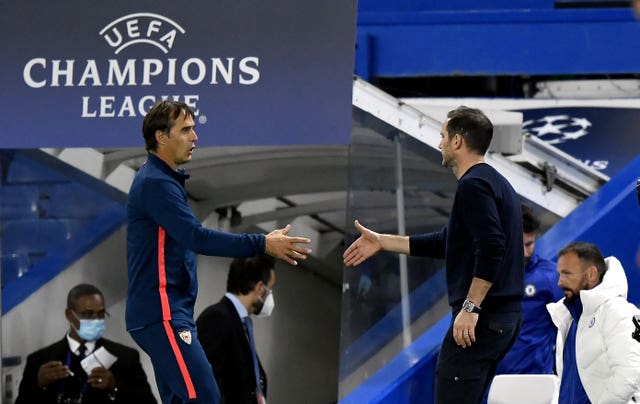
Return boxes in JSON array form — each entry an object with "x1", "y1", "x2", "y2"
[
  {"x1": 343, "y1": 220, "x2": 382, "y2": 266},
  {"x1": 265, "y1": 224, "x2": 312, "y2": 266}
]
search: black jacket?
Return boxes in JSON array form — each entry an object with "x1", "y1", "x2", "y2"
[
  {"x1": 197, "y1": 296, "x2": 267, "y2": 404},
  {"x1": 15, "y1": 337, "x2": 157, "y2": 404}
]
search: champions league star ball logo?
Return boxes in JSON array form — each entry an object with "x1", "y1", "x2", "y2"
[{"x1": 522, "y1": 115, "x2": 592, "y2": 145}]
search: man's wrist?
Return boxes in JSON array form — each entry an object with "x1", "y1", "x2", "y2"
[{"x1": 462, "y1": 299, "x2": 482, "y2": 314}]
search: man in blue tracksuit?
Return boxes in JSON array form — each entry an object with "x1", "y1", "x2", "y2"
[
  {"x1": 126, "y1": 100, "x2": 311, "y2": 403},
  {"x1": 495, "y1": 206, "x2": 563, "y2": 375}
]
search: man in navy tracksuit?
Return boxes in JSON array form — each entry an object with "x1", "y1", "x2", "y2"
[
  {"x1": 126, "y1": 100, "x2": 311, "y2": 403},
  {"x1": 344, "y1": 106, "x2": 524, "y2": 404},
  {"x1": 495, "y1": 207, "x2": 563, "y2": 375}
]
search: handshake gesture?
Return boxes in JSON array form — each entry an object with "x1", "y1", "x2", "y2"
[{"x1": 264, "y1": 224, "x2": 312, "y2": 266}]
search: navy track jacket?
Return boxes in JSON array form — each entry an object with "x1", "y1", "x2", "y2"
[{"x1": 126, "y1": 153, "x2": 265, "y2": 330}]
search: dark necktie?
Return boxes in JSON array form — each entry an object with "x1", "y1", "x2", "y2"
[
  {"x1": 242, "y1": 316, "x2": 263, "y2": 400},
  {"x1": 77, "y1": 344, "x2": 86, "y2": 360}
]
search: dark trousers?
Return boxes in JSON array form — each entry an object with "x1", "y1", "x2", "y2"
[
  {"x1": 130, "y1": 320, "x2": 221, "y2": 404},
  {"x1": 435, "y1": 310, "x2": 522, "y2": 404}
]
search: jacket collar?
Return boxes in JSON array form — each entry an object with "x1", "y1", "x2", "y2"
[
  {"x1": 147, "y1": 152, "x2": 190, "y2": 182},
  {"x1": 547, "y1": 256, "x2": 628, "y2": 324},
  {"x1": 580, "y1": 256, "x2": 628, "y2": 316}
]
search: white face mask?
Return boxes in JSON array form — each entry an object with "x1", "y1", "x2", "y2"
[{"x1": 256, "y1": 292, "x2": 275, "y2": 317}]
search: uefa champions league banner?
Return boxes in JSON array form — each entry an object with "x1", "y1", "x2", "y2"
[
  {"x1": 518, "y1": 107, "x2": 640, "y2": 177},
  {"x1": 0, "y1": 0, "x2": 357, "y2": 147}
]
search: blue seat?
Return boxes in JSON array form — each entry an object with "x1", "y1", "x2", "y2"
[
  {"x1": 1, "y1": 253, "x2": 30, "y2": 287},
  {"x1": 5, "y1": 153, "x2": 67, "y2": 184},
  {"x1": 0, "y1": 185, "x2": 40, "y2": 220},
  {"x1": 47, "y1": 183, "x2": 105, "y2": 219},
  {"x1": 2, "y1": 219, "x2": 72, "y2": 258}
]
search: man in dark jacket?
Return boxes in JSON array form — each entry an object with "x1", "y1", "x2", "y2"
[
  {"x1": 344, "y1": 106, "x2": 524, "y2": 404},
  {"x1": 197, "y1": 255, "x2": 275, "y2": 404},
  {"x1": 15, "y1": 283, "x2": 156, "y2": 404}
]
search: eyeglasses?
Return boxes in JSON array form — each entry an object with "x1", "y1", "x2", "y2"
[{"x1": 71, "y1": 309, "x2": 110, "y2": 320}]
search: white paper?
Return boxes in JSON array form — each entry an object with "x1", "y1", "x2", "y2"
[{"x1": 80, "y1": 346, "x2": 118, "y2": 374}]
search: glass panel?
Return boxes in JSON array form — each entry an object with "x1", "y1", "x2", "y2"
[{"x1": 338, "y1": 106, "x2": 456, "y2": 398}]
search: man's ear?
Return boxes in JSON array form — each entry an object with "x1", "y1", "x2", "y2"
[
  {"x1": 587, "y1": 265, "x2": 599, "y2": 286},
  {"x1": 64, "y1": 308, "x2": 74, "y2": 323},
  {"x1": 255, "y1": 281, "x2": 264, "y2": 292},
  {"x1": 155, "y1": 130, "x2": 167, "y2": 146},
  {"x1": 453, "y1": 133, "x2": 464, "y2": 150}
]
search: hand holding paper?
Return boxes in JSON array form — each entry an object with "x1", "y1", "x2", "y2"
[{"x1": 80, "y1": 346, "x2": 118, "y2": 374}]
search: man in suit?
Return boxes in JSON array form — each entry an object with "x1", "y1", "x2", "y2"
[
  {"x1": 15, "y1": 283, "x2": 157, "y2": 404},
  {"x1": 197, "y1": 255, "x2": 276, "y2": 404}
]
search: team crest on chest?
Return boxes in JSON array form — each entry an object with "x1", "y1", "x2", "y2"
[
  {"x1": 524, "y1": 284, "x2": 536, "y2": 297},
  {"x1": 178, "y1": 330, "x2": 192, "y2": 345}
]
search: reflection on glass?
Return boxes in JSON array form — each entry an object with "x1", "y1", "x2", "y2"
[{"x1": 338, "y1": 107, "x2": 455, "y2": 398}]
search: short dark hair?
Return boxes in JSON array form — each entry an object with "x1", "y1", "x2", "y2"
[
  {"x1": 446, "y1": 106, "x2": 493, "y2": 155},
  {"x1": 521, "y1": 205, "x2": 541, "y2": 234},
  {"x1": 226, "y1": 255, "x2": 276, "y2": 295},
  {"x1": 558, "y1": 241, "x2": 607, "y2": 282},
  {"x1": 142, "y1": 100, "x2": 195, "y2": 152},
  {"x1": 67, "y1": 284, "x2": 103, "y2": 309}
]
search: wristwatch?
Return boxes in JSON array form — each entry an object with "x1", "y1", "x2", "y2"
[{"x1": 462, "y1": 299, "x2": 482, "y2": 314}]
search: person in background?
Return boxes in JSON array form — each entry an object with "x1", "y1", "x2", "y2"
[
  {"x1": 344, "y1": 106, "x2": 524, "y2": 404},
  {"x1": 15, "y1": 283, "x2": 157, "y2": 404},
  {"x1": 495, "y1": 206, "x2": 563, "y2": 375},
  {"x1": 126, "y1": 99, "x2": 311, "y2": 403},
  {"x1": 197, "y1": 255, "x2": 276, "y2": 404},
  {"x1": 548, "y1": 242, "x2": 640, "y2": 403}
]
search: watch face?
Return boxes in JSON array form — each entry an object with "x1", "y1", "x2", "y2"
[{"x1": 462, "y1": 300, "x2": 476, "y2": 312}]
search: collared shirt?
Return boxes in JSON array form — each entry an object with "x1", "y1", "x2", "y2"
[
  {"x1": 66, "y1": 334, "x2": 96, "y2": 356},
  {"x1": 225, "y1": 292, "x2": 249, "y2": 321}
]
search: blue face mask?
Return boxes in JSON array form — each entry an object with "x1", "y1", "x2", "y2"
[{"x1": 71, "y1": 312, "x2": 106, "y2": 342}]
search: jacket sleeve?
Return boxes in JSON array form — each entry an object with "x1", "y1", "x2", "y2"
[
  {"x1": 457, "y1": 178, "x2": 506, "y2": 283},
  {"x1": 409, "y1": 227, "x2": 447, "y2": 258},
  {"x1": 15, "y1": 353, "x2": 53, "y2": 404},
  {"x1": 595, "y1": 299, "x2": 640, "y2": 403},
  {"x1": 142, "y1": 177, "x2": 264, "y2": 257}
]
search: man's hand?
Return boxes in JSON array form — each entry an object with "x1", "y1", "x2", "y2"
[
  {"x1": 343, "y1": 220, "x2": 382, "y2": 266},
  {"x1": 88, "y1": 367, "x2": 116, "y2": 391},
  {"x1": 37, "y1": 361, "x2": 70, "y2": 388},
  {"x1": 264, "y1": 224, "x2": 312, "y2": 266},
  {"x1": 453, "y1": 310, "x2": 479, "y2": 348}
]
